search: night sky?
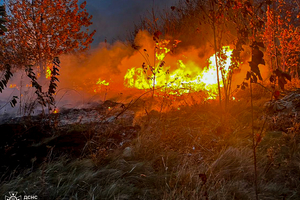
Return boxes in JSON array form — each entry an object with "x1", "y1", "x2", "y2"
[{"x1": 82, "y1": 0, "x2": 178, "y2": 46}]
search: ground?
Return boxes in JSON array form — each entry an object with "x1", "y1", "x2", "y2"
[{"x1": 0, "y1": 88, "x2": 300, "y2": 199}]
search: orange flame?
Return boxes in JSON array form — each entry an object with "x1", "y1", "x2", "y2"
[
  {"x1": 46, "y1": 66, "x2": 52, "y2": 79},
  {"x1": 53, "y1": 108, "x2": 59, "y2": 114},
  {"x1": 94, "y1": 78, "x2": 109, "y2": 93},
  {"x1": 124, "y1": 44, "x2": 234, "y2": 99},
  {"x1": 9, "y1": 84, "x2": 17, "y2": 88}
]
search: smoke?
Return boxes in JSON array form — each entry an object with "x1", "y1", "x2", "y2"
[
  {"x1": 58, "y1": 30, "x2": 216, "y2": 98},
  {"x1": 0, "y1": 28, "x2": 267, "y2": 120},
  {"x1": 0, "y1": 29, "x2": 251, "y2": 111}
]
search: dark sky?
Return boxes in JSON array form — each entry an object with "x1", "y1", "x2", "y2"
[{"x1": 82, "y1": 0, "x2": 178, "y2": 46}]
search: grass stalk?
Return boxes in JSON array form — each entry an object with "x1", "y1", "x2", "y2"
[{"x1": 250, "y1": 81, "x2": 259, "y2": 200}]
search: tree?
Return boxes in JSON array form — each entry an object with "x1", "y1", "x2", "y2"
[
  {"x1": 0, "y1": 0, "x2": 95, "y2": 72},
  {"x1": 0, "y1": 4, "x2": 18, "y2": 107},
  {"x1": 263, "y1": 0, "x2": 300, "y2": 78},
  {"x1": 0, "y1": 5, "x2": 7, "y2": 35}
]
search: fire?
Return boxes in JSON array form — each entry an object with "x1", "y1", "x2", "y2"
[
  {"x1": 205, "y1": 46, "x2": 233, "y2": 86},
  {"x1": 94, "y1": 78, "x2": 109, "y2": 93},
  {"x1": 96, "y1": 78, "x2": 109, "y2": 86},
  {"x1": 9, "y1": 84, "x2": 17, "y2": 88},
  {"x1": 124, "y1": 43, "x2": 234, "y2": 98},
  {"x1": 52, "y1": 108, "x2": 59, "y2": 114},
  {"x1": 156, "y1": 39, "x2": 171, "y2": 61},
  {"x1": 46, "y1": 65, "x2": 52, "y2": 79}
]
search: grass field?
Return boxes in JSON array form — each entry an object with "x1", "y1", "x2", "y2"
[{"x1": 1, "y1": 86, "x2": 300, "y2": 200}]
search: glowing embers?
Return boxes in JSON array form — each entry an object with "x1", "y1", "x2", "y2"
[
  {"x1": 53, "y1": 108, "x2": 59, "y2": 114},
  {"x1": 9, "y1": 84, "x2": 17, "y2": 88},
  {"x1": 124, "y1": 45, "x2": 235, "y2": 98}
]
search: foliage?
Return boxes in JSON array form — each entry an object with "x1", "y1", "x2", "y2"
[
  {"x1": 0, "y1": 64, "x2": 12, "y2": 93},
  {"x1": 1, "y1": 0, "x2": 95, "y2": 71},
  {"x1": 0, "y1": 5, "x2": 7, "y2": 35},
  {"x1": 270, "y1": 68, "x2": 292, "y2": 90},
  {"x1": 26, "y1": 65, "x2": 44, "y2": 106},
  {"x1": 25, "y1": 57, "x2": 60, "y2": 113},
  {"x1": 263, "y1": 0, "x2": 300, "y2": 77},
  {"x1": 0, "y1": 64, "x2": 18, "y2": 107},
  {"x1": 0, "y1": 0, "x2": 95, "y2": 109},
  {"x1": 0, "y1": 4, "x2": 9, "y2": 88},
  {"x1": 47, "y1": 57, "x2": 60, "y2": 107},
  {"x1": 0, "y1": 5, "x2": 18, "y2": 107}
]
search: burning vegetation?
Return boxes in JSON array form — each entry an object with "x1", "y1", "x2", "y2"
[{"x1": 0, "y1": 0, "x2": 300, "y2": 199}]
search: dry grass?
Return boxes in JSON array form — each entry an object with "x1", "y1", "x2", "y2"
[
  {"x1": 0, "y1": 156, "x2": 163, "y2": 199},
  {"x1": 1, "y1": 92, "x2": 300, "y2": 199}
]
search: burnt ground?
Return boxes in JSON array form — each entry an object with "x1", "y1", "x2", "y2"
[{"x1": 0, "y1": 100, "x2": 140, "y2": 181}]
